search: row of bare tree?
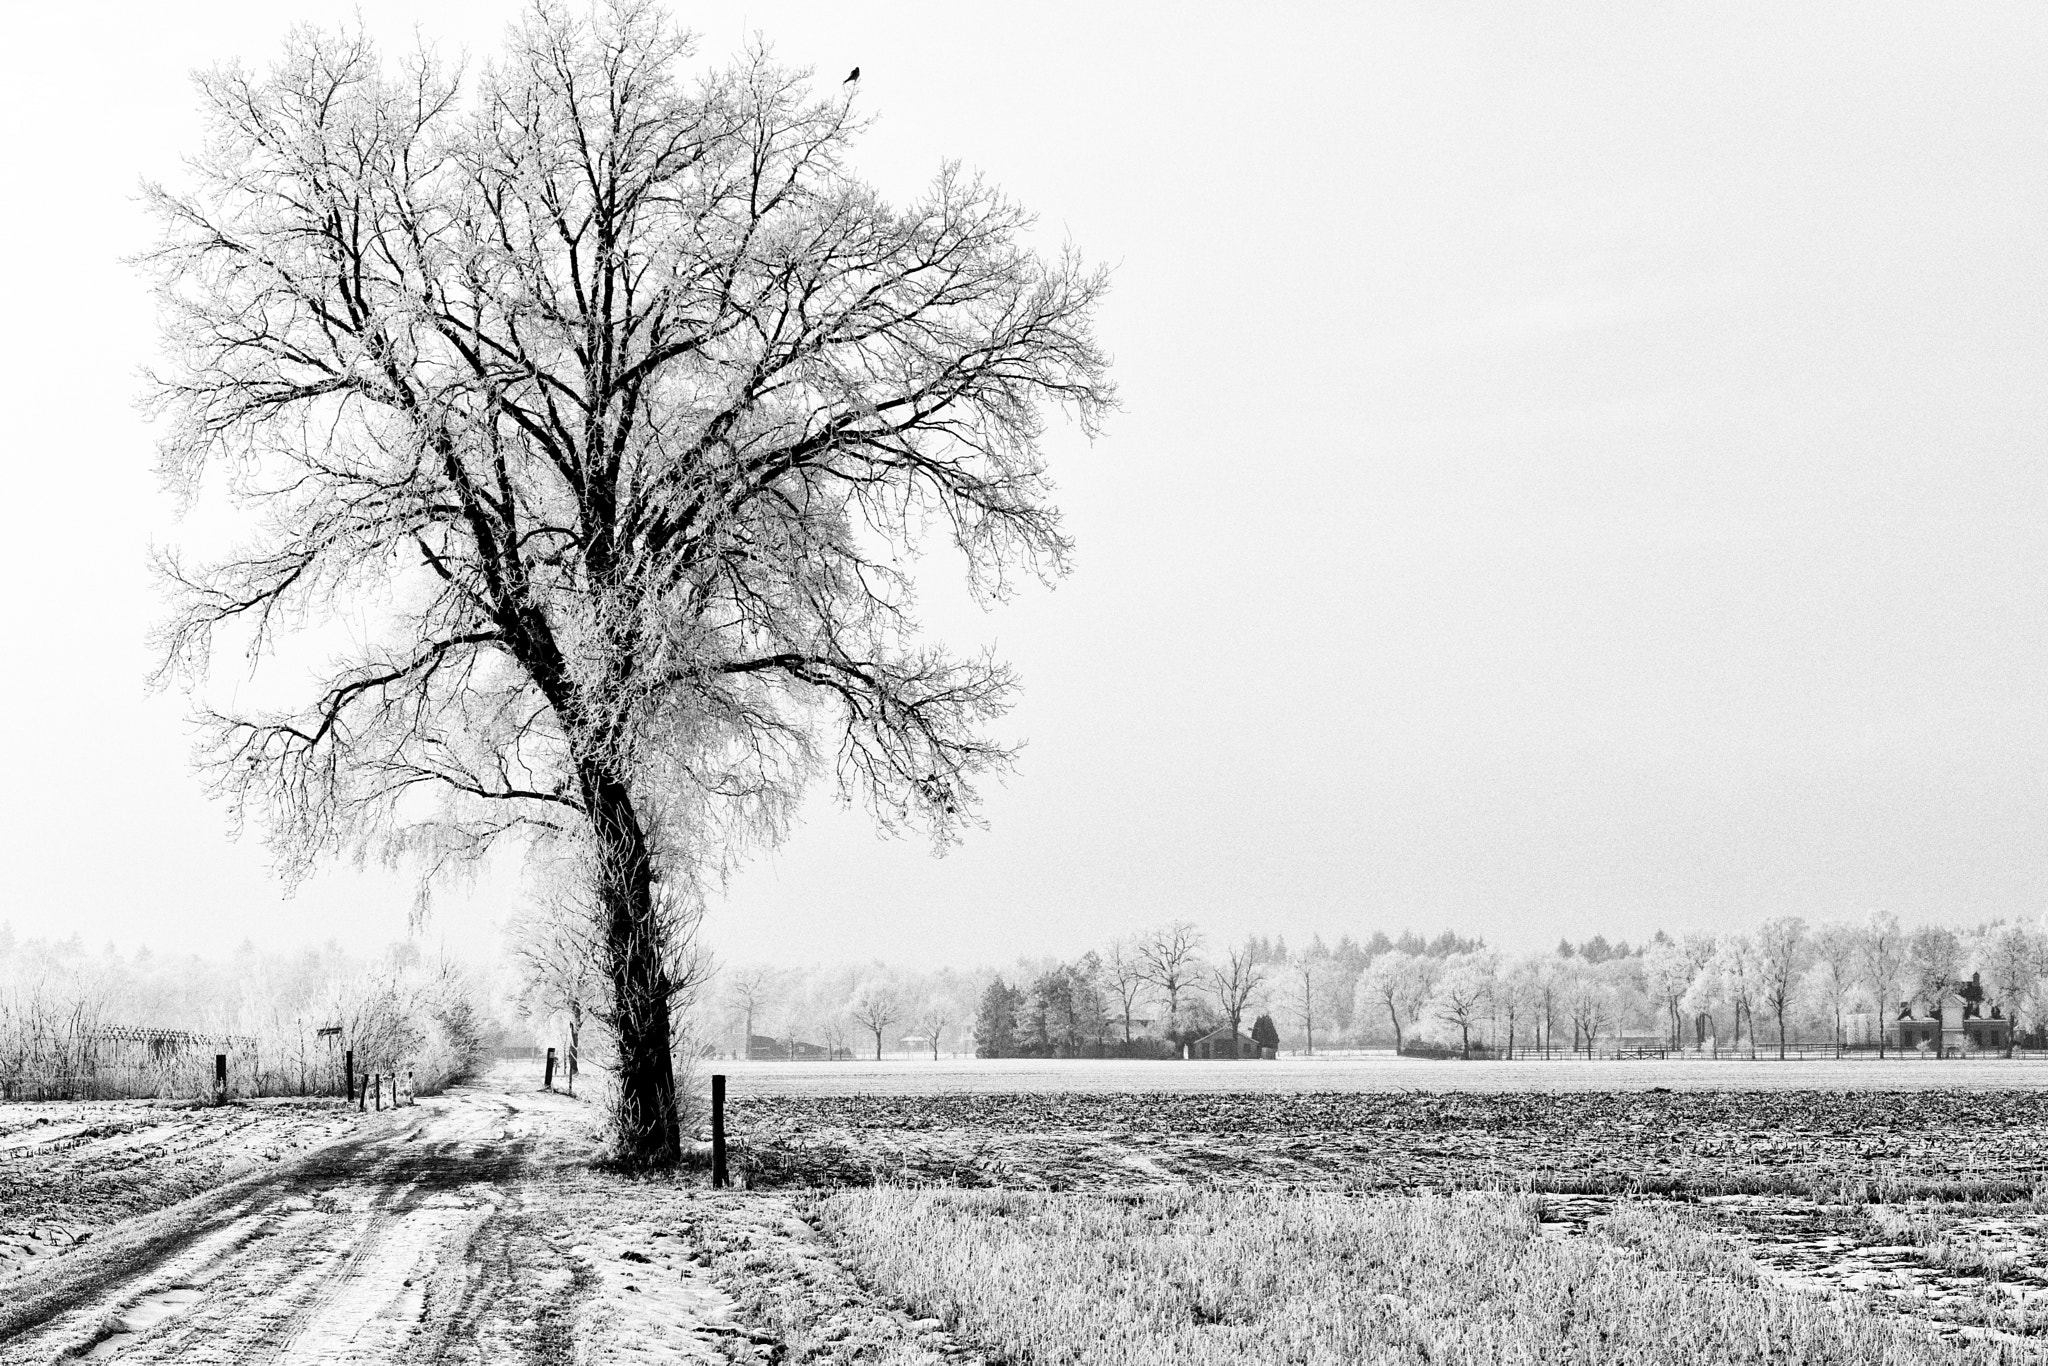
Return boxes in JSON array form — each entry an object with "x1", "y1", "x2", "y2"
[{"x1": 686, "y1": 915, "x2": 2048, "y2": 1062}]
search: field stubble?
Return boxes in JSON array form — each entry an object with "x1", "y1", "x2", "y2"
[
  {"x1": 730, "y1": 1080, "x2": 2048, "y2": 1356},
  {"x1": 820, "y1": 1187, "x2": 2042, "y2": 1365}
]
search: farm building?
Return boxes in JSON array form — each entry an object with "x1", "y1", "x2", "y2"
[
  {"x1": 746, "y1": 1033, "x2": 850, "y2": 1061},
  {"x1": 1891, "y1": 976, "x2": 2011, "y2": 1054},
  {"x1": 1186, "y1": 1026, "x2": 1262, "y2": 1060}
]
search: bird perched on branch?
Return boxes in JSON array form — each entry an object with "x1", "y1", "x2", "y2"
[{"x1": 844, "y1": 66, "x2": 860, "y2": 84}]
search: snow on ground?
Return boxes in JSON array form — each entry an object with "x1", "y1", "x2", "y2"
[
  {"x1": 0, "y1": 1096, "x2": 358, "y2": 1281},
  {"x1": 0, "y1": 1067, "x2": 980, "y2": 1365},
  {"x1": 14, "y1": 1061, "x2": 2048, "y2": 1360},
  {"x1": 725, "y1": 1086, "x2": 2048, "y2": 1199}
]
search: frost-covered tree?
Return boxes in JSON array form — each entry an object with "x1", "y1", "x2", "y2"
[
  {"x1": 1427, "y1": 952, "x2": 1498, "y2": 1059},
  {"x1": 1858, "y1": 913, "x2": 1909, "y2": 1057},
  {"x1": 1805, "y1": 921, "x2": 1863, "y2": 1048},
  {"x1": 1101, "y1": 937, "x2": 1152, "y2": 1046},
  {"x1": 507, "y1": 857, "x2": 607, "y2": 1095},
  {"x1": 1559, "y1": 958, "x2": 1620, "y2": 1056},
  {"x1": 141, "y1": 4, "x2": 1111, "y2": 1166},
  {"x1": 1753, "y1": 916, "x2": 1810, "y2": 1059},
  {"x1": 1908, "y1": 926, "x2": 1966, "y2": 1009},
  {"x1": 1979, "y1": 923, "x2": 2045, "y2": 1055},
  {"x1": 1681, "y1": 936, "x2": 1760, "y2": 1054},
  {"x1": 910, "y1": 985, "x2": 962, "y2": 1061},
  {"x1": 1282, "y1": 938, "x2": 1339, "y2": 1056},
  {"x1": 1640, "y1": 937, "x2": 1696, "y2": 1050},
  {"x1": 721, "y1": 965, "x2": 782, "y2": 1058},
  {"x1": 1207, "y1": 940, "x2": 1268, "y2": 1044},
  {"x1": 1356, "y1": 950, "x2": 1438, "y2": 1052},
  {"x1": 1135, "y1": 923, "x2": 1205, "y2": 1042},
  {"x1": 847, "y1": 978, "x2": 903, "y2": 1061}
]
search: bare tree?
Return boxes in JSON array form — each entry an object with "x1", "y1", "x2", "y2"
[
  {"x1": 847, "y1": 980, "x2": 902, "y2": 1061},
  {"x1": 1428, "y1": 952, "x2": 1497, "y2": 1060},
  {"x1": 1806, "y1": 922, "x2": 1861, "y2": 1049},
  {"x1": 1859, "y1": 912, "x2": 1908, "y2": 1058},
  {"x1": 912, "y1": 993, "x2": 956, "y2": 1061},
  {"x1": 1753, "y1": 916, "x2": 1809, "y2": 1059},
  {"x1": 1561, "y1": 960, "x2": 1613, "y2": 1057},
  {"x1": 507, "y1": 868, "x2": 604, "y2": 1096},
  {"x1": 1356, "y1": 951, "x2": 1437, "y2": 1052},
  {"x1": 1640, "y1": 938, "x2": 1695, "y2": 1050},
  {"x1": 722, "y1": 966, "x2": 781, "y2": 1060},
  {"x1": 1135, "y1": 923, "x2": 1205, "y2": 1042},
  {"x1": 1982, "y1": 923, "x2": 2046, "y2": 1057},
  {"x1": 1284, "y1": 941, "x2": 1335, "y2": 1056},
  {"x1": 1208, "y1": 940, "x2": 1268, "y2": 1044},
  {"x1": 141, "y1": 5, "x2": 1112, "y2": 1167},
  {"x1": 1101, "y1": 938, "x2": 1151, "y2": 1045}
]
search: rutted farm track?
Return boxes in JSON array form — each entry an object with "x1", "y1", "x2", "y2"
[
  {"x1": 0, "y1": 1079, "x2": 986, "y2": 1365},
  {"x1": 0, "y1": 1089, "x2": 614, "y2": 1364}
]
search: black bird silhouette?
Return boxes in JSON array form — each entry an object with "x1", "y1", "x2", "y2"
[{"x1": 844, "y1": 66, "x2": 860, "y2": 83}]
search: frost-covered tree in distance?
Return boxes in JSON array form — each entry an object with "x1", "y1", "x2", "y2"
[
  {"x1": 1753, "y1": 916, "x2": 1810, "y2": 1060},
  {"x1": 141, "y1": 1, "x2": 1113, "y2": 1167}
]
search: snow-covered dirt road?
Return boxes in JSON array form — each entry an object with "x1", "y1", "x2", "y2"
[
  {"x1": 0, "y1": 1082, "x2": 732, "y2": 1365},
  {"x1": 0, "y1": 1076, "x2": 977, "y2": 1366}
]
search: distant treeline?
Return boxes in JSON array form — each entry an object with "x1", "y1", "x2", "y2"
[{"x1": 707, "y1": 915, "x2": 2048, "y2": 1061}]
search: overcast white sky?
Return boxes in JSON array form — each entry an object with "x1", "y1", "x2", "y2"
[{"x1": 0, "y1": 3, "x2": 2041, "y2": 969}]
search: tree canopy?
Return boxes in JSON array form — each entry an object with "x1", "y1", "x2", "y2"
[{"x1": 144, "y1": 0, "x2": 1112, "y2": 1164}]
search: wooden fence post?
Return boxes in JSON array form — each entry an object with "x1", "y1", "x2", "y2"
[
  {"x1": 213, "y1": 1054, "x2": 227, "y2": 1106},
  {"x1": 544, "y1": 1047, "x2": 557, "y2": 1090},
  {"x1": 711, "y1": 1073, "x2": 728, "y2": 1189},
  {"x1": 357, "y1": 1072, "x2": 367, "y2": 1113},
  {"x1": 343, "y1": 1049, "x2": 354, "y2": 1104}
]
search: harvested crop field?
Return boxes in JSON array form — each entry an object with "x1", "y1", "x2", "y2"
[
  {"x1": 727, "y1": 1087, "x2": 2048, "y2": 1200},
  {"x1": 722, "y1": 1077, "x2": 2048, "y2": 1354}
]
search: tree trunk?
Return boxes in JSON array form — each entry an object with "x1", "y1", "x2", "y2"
[
  {"x1": 568, "y1": 998, "x2": 582, "y2": 1098},
  {"x1": 1459, "y1": 1022, "x2": 1470, "y2": 1060},
  {"x1": 587, "y1": 767, "x2": 681, "y2": 1170},
  {"x1": 1385, "y1": 1001, "x2": 1403, "y2": 1051}
]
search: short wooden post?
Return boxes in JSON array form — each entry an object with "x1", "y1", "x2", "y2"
[
  {"x1": 357, "y1": 1072, "x2": 367, "y2": 1112},
  {"x1": 405, "y1": 1069, "x2": 414, "y2": 1106},
  {"x1": 343, "y1": 1049, "x2": 355, "y2": 1104},
  {"x1": 213, "y1": 1054, "x2": 228, "y2": 1105},
  {"x1": 544, "y1": 1047, "x2": 557, "y2": 1090},
  {"x1": 711, "y1": 1074, "x2": 728, "y2": 1189}
]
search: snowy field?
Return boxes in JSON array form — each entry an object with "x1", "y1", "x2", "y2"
[
  {"x1": 10, "y1": 1062, "x2": 2048, "y2": 1361},
  {"x1": 715, "y1": 1053, "x2": 2048, "y2": 1096}
]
